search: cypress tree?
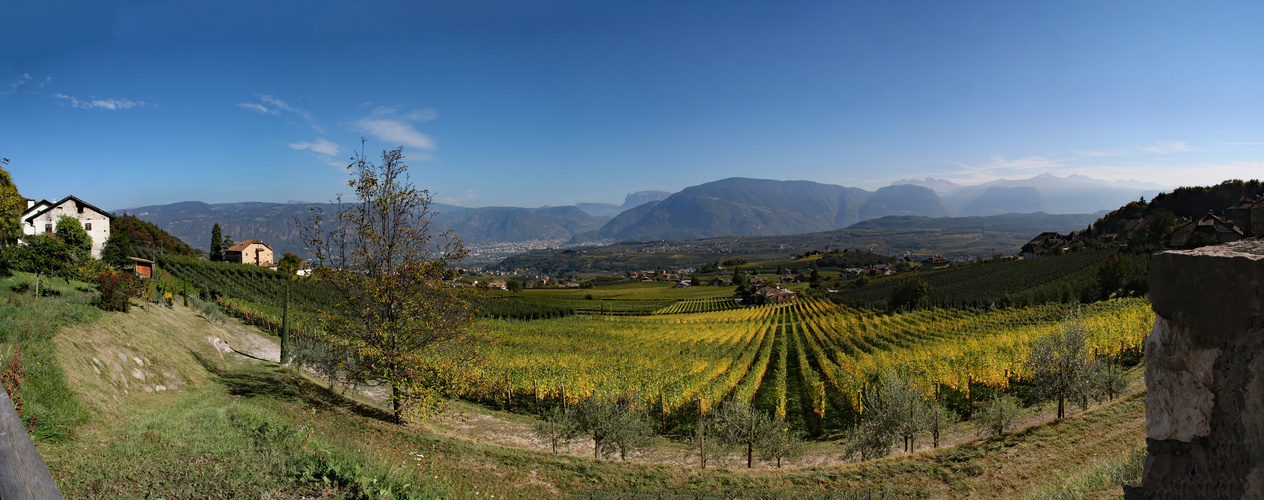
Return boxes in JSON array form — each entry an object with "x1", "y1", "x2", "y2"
[{"x1": 210, "y1": 223, "x2": 223, "y2": 261}]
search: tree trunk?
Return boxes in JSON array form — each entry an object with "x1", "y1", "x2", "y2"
[
  {"x1": 280, "y1": 278, "x2": 290, "y2": 366},
  {"x1": 747, "y1": 442, "x2": 753, "y2": 468},
  {"x1": 1057, "y1": 389, "x2": 1065, "y2": 419},
  {"x1": 391, "y1": 382, "x2": 404, "y2": 425}
]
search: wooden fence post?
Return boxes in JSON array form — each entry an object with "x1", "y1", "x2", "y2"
[{"x1": 0, "y1": 390, "x2": 63, "y2": 499}]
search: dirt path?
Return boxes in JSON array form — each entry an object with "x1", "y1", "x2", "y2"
[{"x1": 217, "y1": 320, "x2": 281, "y2": 363}]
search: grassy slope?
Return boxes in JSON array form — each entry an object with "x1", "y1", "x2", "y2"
[{"x1": 11, "y1": 272, "x2": 1144, "y2": 499}]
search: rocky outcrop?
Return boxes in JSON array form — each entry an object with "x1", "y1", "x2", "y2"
[{"x1": 1127, "y1": 240, "x2": 1264, "y2": 499}]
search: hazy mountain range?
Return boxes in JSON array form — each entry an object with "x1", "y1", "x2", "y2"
[
  {"x1": 118, "y1": 173, "x2": 1160, "y2": 263},
  {"x1": 575, "y1": 190, "x2": 672, "y2": 217}
]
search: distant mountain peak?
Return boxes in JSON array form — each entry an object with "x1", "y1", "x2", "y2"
[
  {"x1": 891, "y1": 178, "x2": 963, "y2": 194},
  {"x1": 576, "y1": 190, "x2": 672, "y2": 217}
]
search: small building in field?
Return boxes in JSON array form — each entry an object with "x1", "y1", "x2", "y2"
[
  {"x1": 226, "y1": 239, "x2": 274, "y2": 266},
  {"x1": 20, "y1": 195, "x2": 114, "y2": 259},
  {"x1": 129, "y1": 257, "x2": 155, "y2": 279},
  {"x1": 920, "y1": 255, "x2": 951, "y2": 269},
  {"x1": 753, "y1": 285, "x2": 798, "y2": 304}
]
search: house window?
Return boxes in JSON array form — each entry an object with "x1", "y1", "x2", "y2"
[
  {"x1": 77, "y1": 204, "x2": 84, "y2": 214},
  {"x1": 45, "y1": 224, "x2": 52, "y2": 233},
  {"x1": 85, "y1": 223, "x2": 92, "y2": 231}
]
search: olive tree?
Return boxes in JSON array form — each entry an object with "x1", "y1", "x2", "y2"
[
  {"x1": 1027, "y1": 314, "x2": 1104, "y2": 419},
  {"x1": 847, "y1": 372, "x2": 934, "y2": 460},
  {"x1": 568, "y1": 394, "x2": 653, "y2": 460},
  {"x1": 711, "y1": 399, "x2": 777, "y2": 468},
  {"x1": 533, "y1": 406, "x2": 580, "y2": 454},
  {"x1": 973, "y1": 394, "x2": 1022, "y2": 438}
]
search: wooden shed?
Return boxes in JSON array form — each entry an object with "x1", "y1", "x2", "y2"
[{"x1": 129, "y1": 257, "x2": 155, "y2": 279}]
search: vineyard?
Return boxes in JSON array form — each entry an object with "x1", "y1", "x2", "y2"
[
  {"x1": 155, "y1": 254, "x2": 338, "y2": 311},
  {"x1": 473, "y1": 297, "x2": 1152, "y2": 436},
  {"x1": 149, "y1": 251, "x2": 1152, "y2": 439},
  {"x1": 476, "y1": 283, "x2": 745, "y2": 319},
  {"x1": 828, "y1": 248, "x2": 1135, "y2": 309}
]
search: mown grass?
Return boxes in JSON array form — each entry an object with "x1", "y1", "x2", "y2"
[
  {"x1": 1023, "y1": 445, "x2": 1145, "y2": 500},
  {"x1": 0, "y1": 270, "x2": 97, "y2": 441}
]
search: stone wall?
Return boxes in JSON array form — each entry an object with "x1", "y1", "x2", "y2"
[{"x1": 1126, "y1": 240, "x2": 1264, "y2": 499}]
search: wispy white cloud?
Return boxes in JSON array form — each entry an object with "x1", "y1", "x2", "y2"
[
  {"x1": 290, "y1": 138, "x2": 342, "y2": 156},
  {"x1": 261, "y1": 94, "x2": 316, "y2": 123},
  {"x1": 351, "y1": 106, "x2": 440, "y2": 152},
  {"x1": 52, "y1": 93, "x2": 148, "y2": 110},
  {"x1": 238, "y1": 94, "x2": 323, "y2": 132},
  {"x1": 1050, "y1": 161, "x2": 1260, "y2": 189},
  {"x1": 237, "y1": 102, "x2": 275, "y2": 115},
  {"x1": 354, "y1": 117, "x2": 437, "y2": 150},
  {"x1": 465, "y1": 189, "x2": 478, "y2": 200},
  {"x1": 1077, "y1": 141, "x2": 1194, "y2": 158},
  {"x1": 1074, "y1": 148, "x2": 1133, "y2": 158},
  {"x1": 8, "y1": 73, "x2": 32, "y2": 92},
  {"x1": 1137, "y1": 141, "x2": 1193, "y2": 154}
]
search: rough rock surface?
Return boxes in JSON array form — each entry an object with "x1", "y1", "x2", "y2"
[{"x1": 1127, "y1": 240, "x2": 1264, "y2": 499}]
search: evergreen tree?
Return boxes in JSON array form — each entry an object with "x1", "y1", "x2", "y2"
[
  {"x1": 210, "y1": 223, "x2": 224, "y2": 261},
  {"x1": 888, "y1": 276, "x2": 933, "y2": 312}
]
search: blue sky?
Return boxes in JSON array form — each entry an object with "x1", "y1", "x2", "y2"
[{"x1": 2, "y1": 1, "x2": 1263, "y2": 210}]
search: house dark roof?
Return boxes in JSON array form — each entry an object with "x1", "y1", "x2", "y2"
[
  {"x1": 1123, "y1": 219, "x2": 1146, "y2": 232},
  {"x1": 1169, "y1": 213, "x2": 1243, "y2": 248},
  {"x1": 1228, "y1": 195, "x2": 1264, "y2": 211},
  {"x1": 21, "y1": 195, "x2": 114, "y2": 223},
  {"x1": 1021, "y1": 232, "x2": 1075, "y2": 256},
  {"x1": 226, "y1": 239, "x2": 270, "y2": 252}
]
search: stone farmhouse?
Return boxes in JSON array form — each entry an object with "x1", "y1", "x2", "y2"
[
  {"x1": 20, "y1": 195, "x2": 113, "y2": 259},
  {"x1": 226, "y1": 239, "x2": 274, "y2": 266}
]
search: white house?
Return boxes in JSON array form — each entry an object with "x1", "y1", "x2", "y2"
[{"x1": 21, "y1": 196, "x2": 114, "y2": 259}]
